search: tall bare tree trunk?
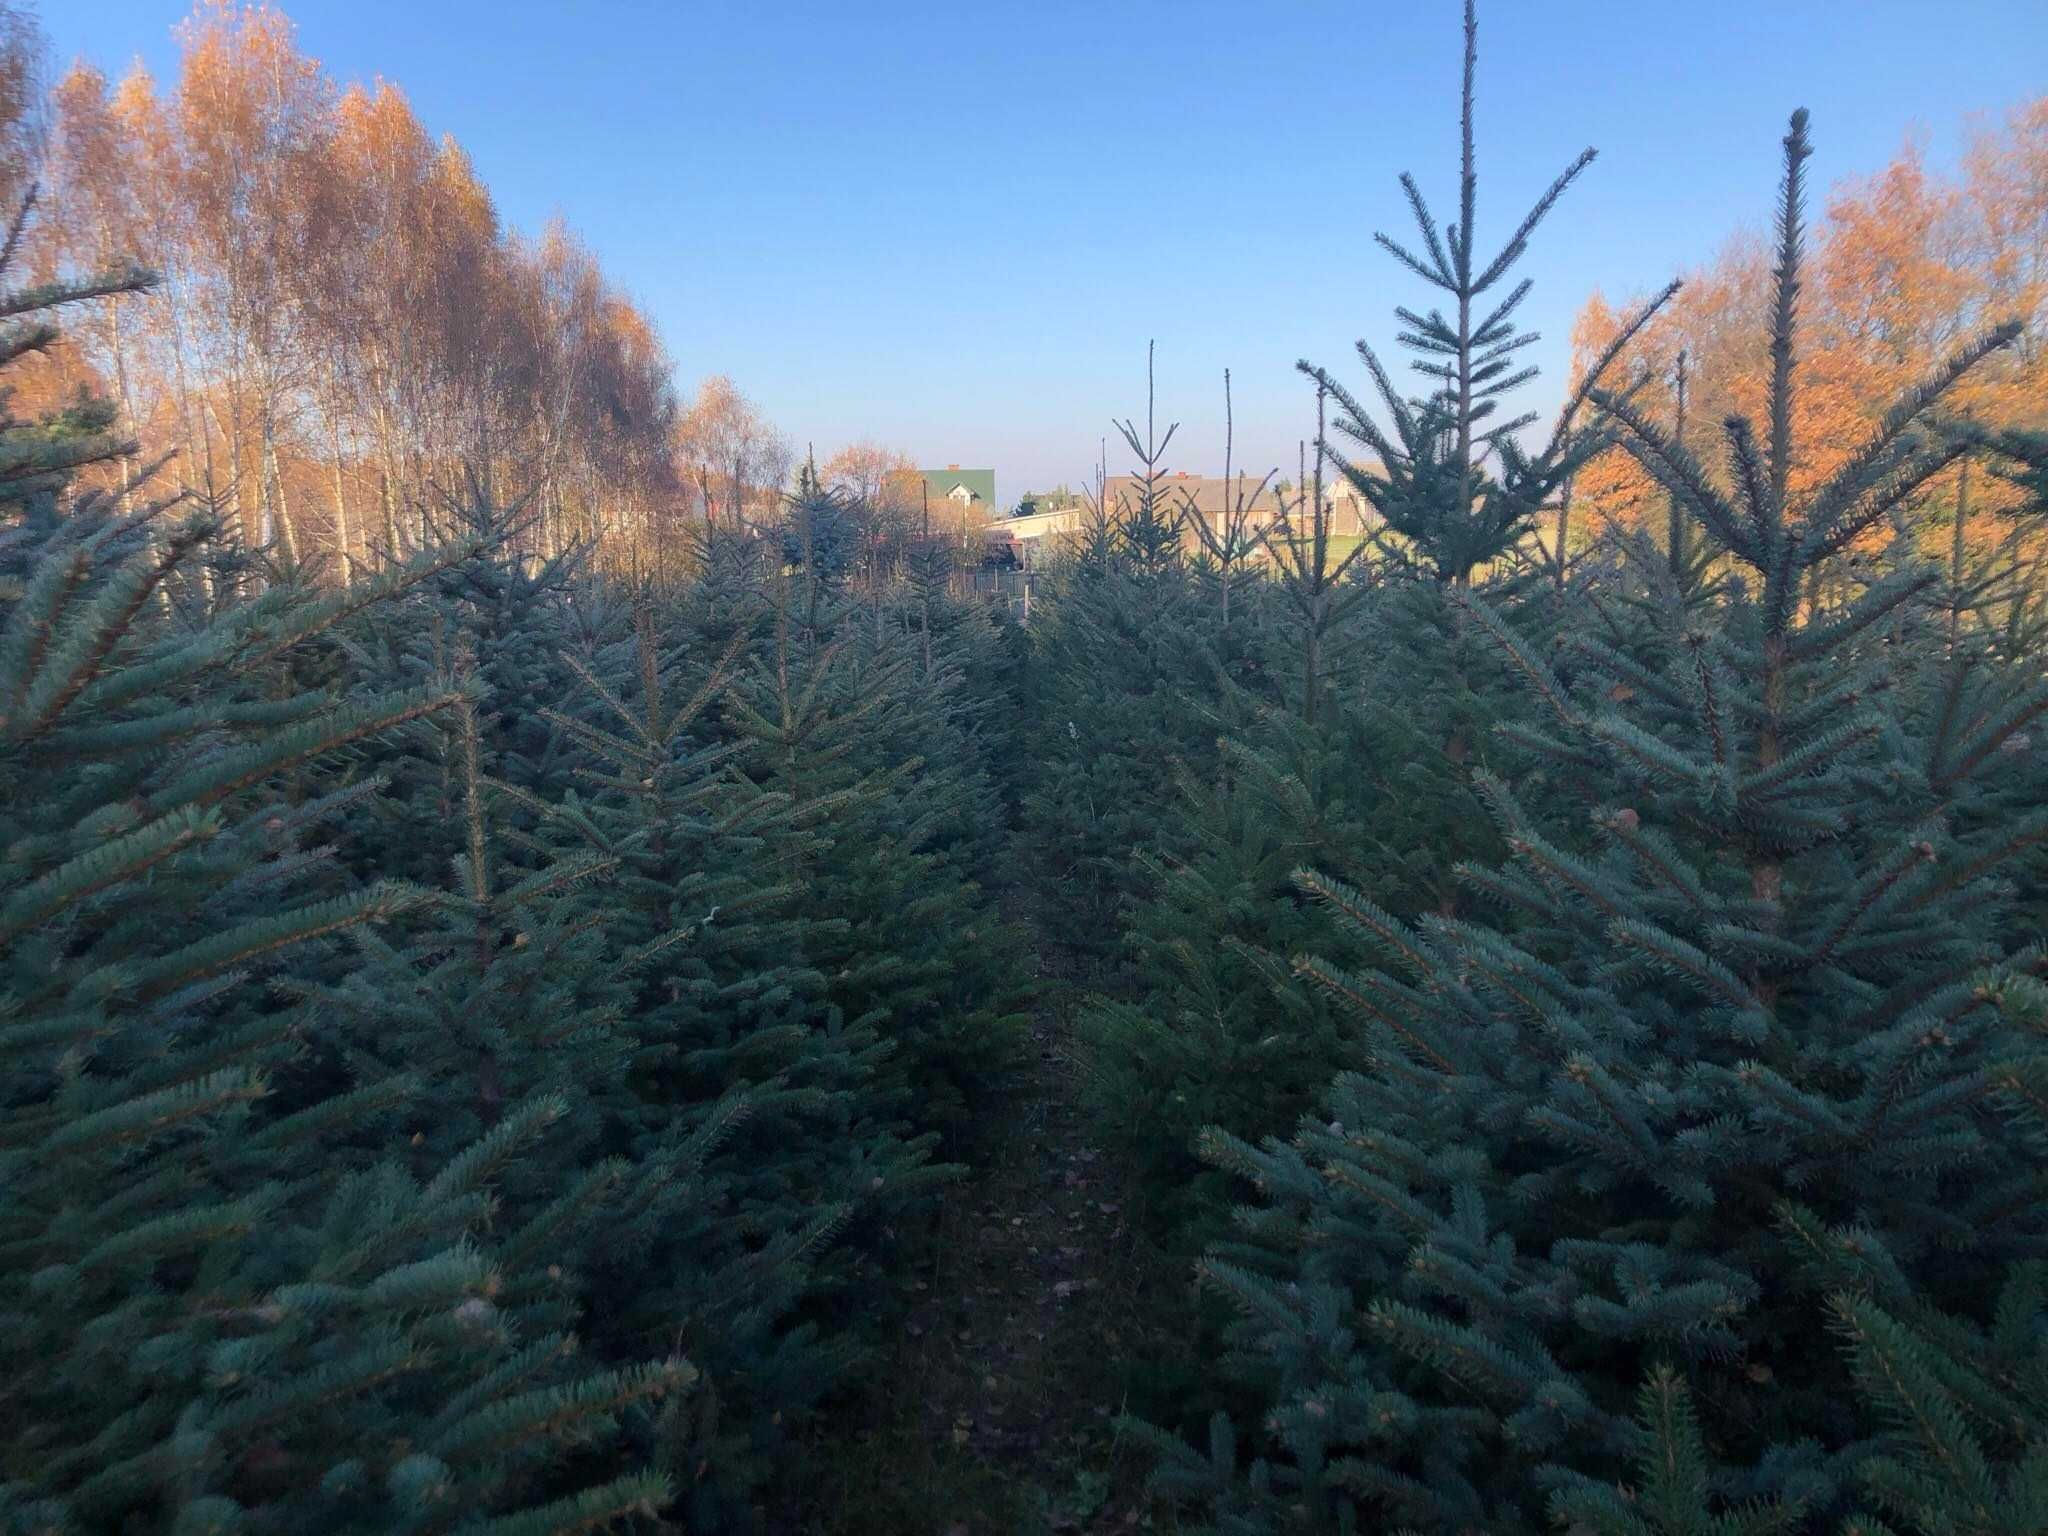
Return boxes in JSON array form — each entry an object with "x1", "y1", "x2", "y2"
[{"x1": 265, "y1": 432, "x2": 299, "y2": 564}]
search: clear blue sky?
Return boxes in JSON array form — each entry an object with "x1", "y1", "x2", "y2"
[{"x1": 50, "y1": 1, "x2": 2048, "y2": 503}]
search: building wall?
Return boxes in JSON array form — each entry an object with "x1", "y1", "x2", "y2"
[{"x1": 993, "y1": 494, "x2": 1380, "y2": 570}]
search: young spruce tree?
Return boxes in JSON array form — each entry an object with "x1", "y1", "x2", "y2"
[
  {"x1": 1138, "y1": 100, "x2": 2047, "y2": 1536},
  {"x1": 0, "y1": 209, "x2": 688, "y2": 1533},
  {"x1": 1083, "y1": 0, "x2": 1665, "y2": 1261}
]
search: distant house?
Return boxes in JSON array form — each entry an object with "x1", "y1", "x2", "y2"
[
  {"x1": 998, "y1": 503, "x2": 1089, "y2": 566},
  {"x1": 1102, "y1": 471, "x2": 1380, "y2": 550},
  {"x1": 920, "y1": 465, "x2": 996, "y2": 514},
  {"x1": 984, "y1": 469, "x2": 1386, "y2": 572},
  {"x1": 1013, "y1": 487, "x2": 1084, "y2": 518},
  {"x1": 1102, "y1": 472, "x2": 1282, "y2": 527}
]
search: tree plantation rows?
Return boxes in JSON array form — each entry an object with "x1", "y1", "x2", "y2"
[{"x1": 6, "y1": 3, "x2": 2048, "y2": 1534}]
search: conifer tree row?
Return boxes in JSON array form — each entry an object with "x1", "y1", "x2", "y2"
[
  {"x1": 0, "y1": 212, "x2": 697, "y2": 1534},
  {"x1": 1110, "y1": 55, "x2": 2048, "y2": 1536},
  {"x1": 1061, "y1": 0, "x2": 1668, "y2": 1272},
  {"x1": 1, "y1": 163, "x2": 1032, "y2": 1529},
  {"x1": 10, "y1": 3, "x2": 2048, "y2": 1531}
]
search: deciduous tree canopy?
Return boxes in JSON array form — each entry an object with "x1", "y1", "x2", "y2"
[
  {"x1": 1571, "y1": 98, "x2": 2048, "y2": 553},
  {"x1": 32, "y1": 1, "x2": 697, "y2": 573}
]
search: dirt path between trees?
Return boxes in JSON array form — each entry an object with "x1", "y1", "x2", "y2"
[{"x1": 776, "y1": 958, "x2": 1183, "y2": 1535}]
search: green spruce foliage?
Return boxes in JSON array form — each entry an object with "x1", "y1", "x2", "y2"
[
  {"x1": 0, "y1": 229, "x2": 692, "y2": 1533},
  {"x1": 1133, "y1": 99, "x2": 2048, "y2": 1536},
  {"x1": 1020, "y1": 349, "x2": 1246, "y2": 972},
  {"x1": 11, "y1": 5, "x2": 2048, "y2": 1530},
  {"x1": 0, "y1": 172, "x2": 1031, "y2": 1528},
  {"x1": 1074, "y1": 0, "x2": 1658, "y2": 1264}
]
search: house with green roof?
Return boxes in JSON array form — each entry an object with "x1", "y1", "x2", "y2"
[{"x1": 920, "y1": 465, "x2": 996, "y2": 514}]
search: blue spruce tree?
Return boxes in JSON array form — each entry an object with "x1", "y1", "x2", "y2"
[
  {"x1": 1138, "y1": 85, "x2": 2046, "y2": 1536},
  {"x1": 0, "y1": 199, "x2": 690, "y2": 1534}
]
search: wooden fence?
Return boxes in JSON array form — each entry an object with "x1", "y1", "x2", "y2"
[{"x1": 959, "y1": 566, "x2": 1038, "y2": 623}]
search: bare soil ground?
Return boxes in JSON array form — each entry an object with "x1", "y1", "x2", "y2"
[{"x1": 773, "y1": 970, "x2": 1187, "y2": 1535}]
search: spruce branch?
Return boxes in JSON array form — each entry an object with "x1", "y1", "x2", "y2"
[{"x1": 1768, "y1": 109, "x2": 1814, "y2": 510}]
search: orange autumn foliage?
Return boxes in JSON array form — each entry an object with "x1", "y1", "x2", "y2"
[
  {"x1": 31, "y1": 2, "x2": 699, "y2": 574},
  {"x1": 1572, "y1": 99, "x2": 2048, "y2": 556}
]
